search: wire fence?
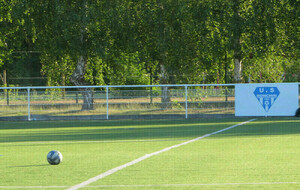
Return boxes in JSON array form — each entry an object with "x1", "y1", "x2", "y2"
[{"x1": 0, "y1": 83, "x2": 298, "y2": 121}]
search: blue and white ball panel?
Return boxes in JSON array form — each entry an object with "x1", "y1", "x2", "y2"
[{"x1": 47, "y1": 150, "x2": 63, "y2": 165}]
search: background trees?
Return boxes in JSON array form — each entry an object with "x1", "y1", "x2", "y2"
[{"x1": 0, "y1": 0, "x2": 299, "y2": 88}]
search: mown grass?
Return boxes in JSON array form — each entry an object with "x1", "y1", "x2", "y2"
[{"x1": 0, "y1": 117, "x2": 299, "y2": 189}]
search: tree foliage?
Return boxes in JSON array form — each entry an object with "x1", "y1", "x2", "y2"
[
  {"x1": 0, "y1": 0, "x2": 299, "y2": 87},
  {"x1": 0, "y1": 0, "x2": 15, "y2": 67}
]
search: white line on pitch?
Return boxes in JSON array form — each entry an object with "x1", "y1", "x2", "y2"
[
  {"x1": 2, "y1": 181, "x2": 300, "y2": 189},
  {"x1": 0, "y1": 186, "x2": 68, "y2": 189},
  {"x1": 88, "y1": 182, "x2": 300, "y2": 188},
  {"x1": 67, "y1": 119, "x2": 256, "y2": 190}
]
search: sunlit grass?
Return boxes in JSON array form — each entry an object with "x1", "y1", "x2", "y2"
[{"x1": 0, "y1": 118, "x2": 300, "y2": 189}]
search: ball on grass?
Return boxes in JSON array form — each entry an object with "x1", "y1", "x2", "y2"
[{"x1": 47, "y1": 150, "x2": 63, "y2": 165}]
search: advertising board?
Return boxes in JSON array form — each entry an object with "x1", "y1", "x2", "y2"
[{"x1": 235, "y1": 83, "x2": 299, "y2": 116}]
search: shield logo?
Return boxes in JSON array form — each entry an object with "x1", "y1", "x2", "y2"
[{"x1": 253, "y1": 87, "x2": 280, "y2": 112}]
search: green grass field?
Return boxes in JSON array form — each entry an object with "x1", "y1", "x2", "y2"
[{"x1": 0, "y1": 117, "x2": 300, "y2": 189}]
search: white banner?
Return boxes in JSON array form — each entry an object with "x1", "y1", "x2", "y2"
[{"x1": 235, "y1": 83, "x2": 299, "y2": 116}]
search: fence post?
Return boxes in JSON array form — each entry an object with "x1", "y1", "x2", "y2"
[
  {"x1": 106, "y1": 86, "x2": 109, "y2": 120},
  {"x1": 27, "y1": 87, "x2": 31, "y2": 121},
  {"x1": 185, "y1": 85, "x2": 188, "y2": 119}
]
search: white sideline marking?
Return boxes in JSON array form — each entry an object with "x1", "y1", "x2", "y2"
[
  {"x1": 90, "y1": 182, "x2": 300, "y2": 187},
  {"x1": 0, "y1": 186, "x2": 68, "y2": 189},
  {"x1": 1, "y1": 182, "x2": 300, "y2": 189},
  {"x1": 67, "y1": 119, "x2": 256, "y2": 190}
]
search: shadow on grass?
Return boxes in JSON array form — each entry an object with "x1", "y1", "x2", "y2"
[
  {"x1": 0, "y1": 117, "x2": 238, "y2": 130},
  {"x1": 0, "y1": 117, "x2": 299, "y2": 143}
]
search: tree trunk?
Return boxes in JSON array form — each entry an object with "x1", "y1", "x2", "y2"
[
  {"x1": 232, "y1": 0, "x2": 243, "y2": 83},
  {"x1": 69, "y1": 0, "x2": 94, "y2": 110},
  {"x1": 70, "y1": 56, "x2": 94, "y2": 110},
  {"x1": 160, "y1": 65, "x2": 171, "y2": 109},
  {"x1": 0, "y1": 70, "x2": 7, "y2": 86},
  {"x1": 234, "y1": 57, "x2": 242, "y2": 83},
  {"x1": 161, "y1": 86, "x2": 171, "y2": 109}
]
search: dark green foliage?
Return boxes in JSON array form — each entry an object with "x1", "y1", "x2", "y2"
[{"x1": 0, "y1": 0, "x2": 299, "y2": 86}]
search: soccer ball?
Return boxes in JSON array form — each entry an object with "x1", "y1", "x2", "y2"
[{"x1": 47, "y1": 150, "x2": 63, "y2": 165}]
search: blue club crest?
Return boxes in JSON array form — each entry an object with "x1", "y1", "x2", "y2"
[{"x1": 253, "y1": 87, "x2": 280, "y2": 112}]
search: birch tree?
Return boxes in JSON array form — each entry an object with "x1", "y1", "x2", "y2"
[{"x1": 30, "y1": 0, "x2": 112, "y2": 110}]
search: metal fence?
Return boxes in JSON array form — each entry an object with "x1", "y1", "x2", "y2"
[{"x1": 0, "y1": 83, "x2": 298, "y2": 121}]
